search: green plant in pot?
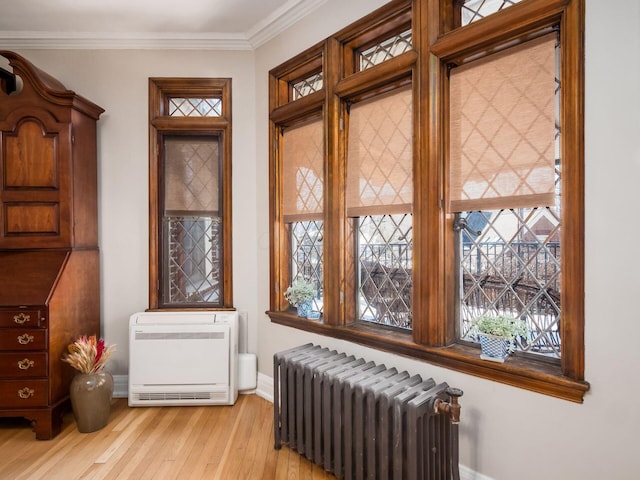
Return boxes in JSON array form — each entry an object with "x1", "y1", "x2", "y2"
[
  {"x1": 284, "y1": 278, "x2": 316, "y2": 318},
  {"x1": 470, "y1": 314, "x2": 529, "y2": 362}
]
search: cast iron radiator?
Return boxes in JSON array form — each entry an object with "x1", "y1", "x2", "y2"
[{"x1": 273, "y1": 343, "x2": 463, "y2": 480}]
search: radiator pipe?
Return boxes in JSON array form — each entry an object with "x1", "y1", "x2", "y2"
[
  {"x1": 434, "y1": 387, "x2": 463, "y2": 423},
  {"x1": 434, "y1": 387, "x2": 463, "y2": 480}
]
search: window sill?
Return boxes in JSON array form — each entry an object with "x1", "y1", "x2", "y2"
[{"x1": 267, "y1": 311, "x2": 590, "y2": 403}]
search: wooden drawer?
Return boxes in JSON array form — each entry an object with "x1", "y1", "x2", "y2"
[
  {"x1": 0, "y1": 379, "x2": 48, "y2": 407},
  {"x1": 0, "y1": 309, "x2": 45, "y2": 328},
  {"x1": 0, "y1": 329, "x2": 47, "y2": 351},
  {"x1": 0, "y1": 353, "x2": 47, "y2": 377}
]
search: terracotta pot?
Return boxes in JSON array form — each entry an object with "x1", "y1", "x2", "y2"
[{"x1": 69, "y1": 371, "x2": 114, "y2": 433}]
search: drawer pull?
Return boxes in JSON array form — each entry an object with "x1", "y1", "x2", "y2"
[
  {"x1": 13, "y1": 313, "x2": 31, "y2": 325},
  {"x1": 18, "y1": 358, "x2": 35, "y2": 370},
  {"x1": 18, "y1": 387, "x2": 35, "y2": 399},
  {"x1": 17, "y1": 334, "x2": 35, "y2": 345}
]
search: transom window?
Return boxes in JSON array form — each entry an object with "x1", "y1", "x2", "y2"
[
  {"x1": 291, "y1": 72, "x2": 324, "y2": 101},
  {"x1": 460, "y1": 0, "x2": 522, "y2": 25},
  {"x1": 359, "y1": 29, "x2": 412, "y2": 71},
  {"x1": 168, "y1": 97, "x2": 222, "y2": 117}
]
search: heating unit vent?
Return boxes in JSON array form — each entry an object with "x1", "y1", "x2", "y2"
[
  {"x1": 132, "y1": 391, "x2": 230, "y2": 402},
  {"x1": 273, "y1": 343, "x2": 463, "y2": 480},
  {"x1": 134, "y1": 331, "x2": 225, "y2": 341}
]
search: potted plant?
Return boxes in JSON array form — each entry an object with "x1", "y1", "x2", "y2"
[
  {"x1": 284, "y1": 278, "x2": 316, "y2": 318},
  {"x1": 470, "y1": 314, "x2": 528, "y2": 362},
  {"x1": 62, "y1": 335, "x2": 116, "y2": 432}
]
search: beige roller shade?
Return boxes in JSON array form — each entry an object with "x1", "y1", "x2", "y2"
[
  {"x1": 346, "y1": 85, "x2": 413, "y2": 217},
  {"x1": 449, "y1": 34, "x2": 557, "y2": 213},
  {"x1": 282, "y1": 118, "x2": 324, "y2": 223},
  {"x1": 164, "y1": 136, "x2": 219, "y2": 215}
]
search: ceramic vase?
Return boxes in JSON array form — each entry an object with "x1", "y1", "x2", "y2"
[
  {"x1": 479, "y1": 334, "x2": 509, "y2": 362},
  {"x1": 69, "y1": 371, "x2": 114, "y2": 433},
  {"x1": 296, "y1": 301, "x2": 312, "y2": 318}
]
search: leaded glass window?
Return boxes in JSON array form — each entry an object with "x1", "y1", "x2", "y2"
[
  {"x1": 358, "y1": 214, "x2": 412, "y2": 328},
  {"x1": 460, "y1": 0, "x2": 522, "y2": 26},
  {"x1": 291, "y1": 72, "x2": 323, "y2": 101},
  {"x1": 359, "y1": 29, "x2": 412, "y2": 71},
  {"x1": 169, "y1": 97, "x2": 222, "y2": 117},
  {"x1": 283, "y1": 118, "x2": 324, "y2": 315},
  {"x1": 162, "y1": 135, "x2": 222, "y2": 305},
  {"x1": 347, "y1": 86, "x2": 413, "y2": 329},
  {"x1": 454, "y1": 34, "x2": 562, "y2": 359}
]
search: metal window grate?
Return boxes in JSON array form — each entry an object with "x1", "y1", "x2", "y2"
[
  {"x1": 164, "y1": 216, "x2": 221, "y2": 304},
  {"x1": 169, "y1": 97, "x2": 222, "y2": 117},
  {"x1": 359, "y1": 29, "x2": 412, "y2": 71},
  {"x1": 358, "y1": 214, "x2": 412, "y2": 329},
  {"x1": 291, "y1": 72, "x2": 323, "y2": 101},
  {"x1": 460, "y1": 0, "x2": 521, "y2": 26},
  {"x1": 290, "y1": 220, "x2": 323, "y2": 313}
]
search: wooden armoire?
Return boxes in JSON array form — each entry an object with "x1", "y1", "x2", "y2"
[{"x1": 0, "y1": 51, "x2": 103, "y2": 439}]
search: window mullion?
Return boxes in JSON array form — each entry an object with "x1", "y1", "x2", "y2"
[{"x1": 323, "y1": 37, "x2": 346, "y2": 326}]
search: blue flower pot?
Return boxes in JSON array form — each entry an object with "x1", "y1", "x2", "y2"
[
  {"x1": 479, "y1": 334, "x2": 509, "y2": 362},
  {"x1": 296, "y1": 301, "x2": 312, "y2": 318}
]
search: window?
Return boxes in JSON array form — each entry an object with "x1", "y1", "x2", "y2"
[
  {"x1": 283, "y1": 117, "x2": 325, "y2": 313},
  {"x1": 149, "y1": 78, "x2": 233, "y2": 309},
  {"x1": 347, "y1": 87, "x2": 413, "y2": 329},
  {"x1": 268, "y1": 0, "x2": 587, "y2": 402}
]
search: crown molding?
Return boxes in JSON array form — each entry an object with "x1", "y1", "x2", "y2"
[
  {"x1": 247, "y1": 0, "x2": 328, "y2": 48},
  {"x1": 0, "y1": 31, "x2": 253, "y2": 51},
  {"x1": 0, "y1": 0, "x2": 327, "y2": 51}
]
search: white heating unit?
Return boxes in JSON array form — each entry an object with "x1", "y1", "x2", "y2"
[{"x1": 128, "y1": 310, "x2": 238, "y2": 407}]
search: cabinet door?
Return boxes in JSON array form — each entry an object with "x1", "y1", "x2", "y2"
[{"x1": 0, "y1": 109, "x2": 72, "y2": 248}]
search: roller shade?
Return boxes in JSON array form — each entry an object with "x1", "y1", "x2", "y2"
[
  {"x1": 346, "y1": 86, "x2": 413, "y2": 217},
  {"x1": 164, "y1": 136, "x2": 219, "y2": 215},
  {"x1": 282, "y1": 118, "x2": 324, "y2": 223},
  {"x1": 449, "y1": 34, "x2": 557, "y2": 212}
]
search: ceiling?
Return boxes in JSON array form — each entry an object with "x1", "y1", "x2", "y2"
[{"x1": 0, "y1": 0, "x2": 327, "y2": 50}]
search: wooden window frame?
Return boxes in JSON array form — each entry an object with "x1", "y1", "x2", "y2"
[
  {"x1": 148, "y1": 78, "x2": 233, "y2": 310},
  {"x1": 268, "y1": 0, "x2": 588, "y2": 402}
]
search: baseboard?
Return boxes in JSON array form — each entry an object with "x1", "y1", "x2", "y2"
[
  {"x1": 460, "y1": 464, "x2": 494, "y2": 480},
  {"x1": 112, "y1": 374, "x2": 128, "y2": 398},
  {"x1": 255, "y1": 371, "x2": 274, "y2": 403}
]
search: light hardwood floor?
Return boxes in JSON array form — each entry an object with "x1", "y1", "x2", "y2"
[{"x1": 0, "y1": 394, "x2": 334, "y2": 480}]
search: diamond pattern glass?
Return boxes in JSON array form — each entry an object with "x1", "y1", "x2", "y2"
[
  {"x1": 164, "y1": 137, "x2": 219, "y2": 214},
  {"x1": 290, "y1": 221, "x2": 323, "y2": 314},
  {"x1": 347, "y1": 86, "x2": 412, "y2": 216},
  {"x1": 460, "y1": 0, "x2": 522, "y2": 26},
  {"x1": 359, "y1": 29, "x2": 412, "y2": 71},
  {"x1": 456, "y1": 38, "x2": 562, "y2": 359},
  {"x1": 458, "y1": 207, "x2": 561, "y2": 357},
  {"x1": 164, "y1": 216, "x2": 221, "y2": 304},
  {"x1": 449, "y1": 34, "x2": 557, "y2": 212},
  {"x1": 358, "y1": 214, "x2": 412, "y2": 329},
  {"x1": 283, "y1": 119, "x2": 323, "y2": 222},
  {"x1": 169, "y1": 97, "x2": 222, "y2": 117},
  {"x1": 163, "y1": 135, "x2": 221, "y2": 306},
  {"x1": 291, "y1": 72, "x2": 323, "y2": 101}
]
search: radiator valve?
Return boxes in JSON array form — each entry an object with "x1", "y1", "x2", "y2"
[{"x1": 434, "y1": 387, "x2": 463, "y2": 424}]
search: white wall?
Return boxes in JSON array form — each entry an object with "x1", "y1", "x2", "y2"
[
  {"x1": 8, "y1": 49, "x2": 260, "y2": 372},
  {"x1": 4, "y1": 0, "x2": 639, "y2": 477},
  {"x1": 254, "y1": 0, "x2": 640, "y2": 479}
]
